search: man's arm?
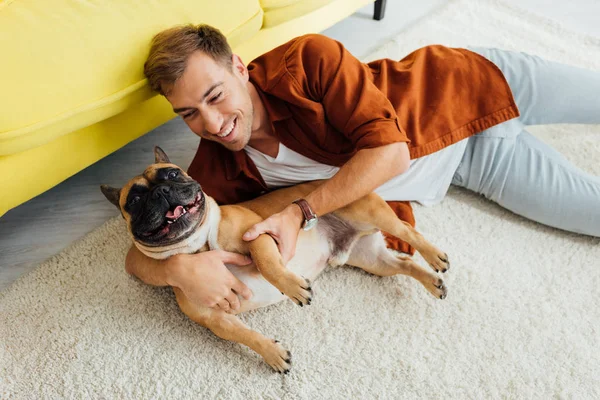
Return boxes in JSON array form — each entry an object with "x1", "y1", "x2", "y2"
[
  {"x1": 243, "y1": 142, "x2": 409, "y2": 262},
  {"x1": 243, "y1": 35, "x2": 411, "y2": 261},
  {"x1": 125, "y1": 245, "x2": 254, "y2": 312},
  {"x1": 125, "y1": 245, "x2": 176, "y2": 286},
  {"x1": 284, "y1": 34, "x2": 411, "y2": 217},
  {"x1": 303, "y1": 142, "x2": 409, "y2": 217}
]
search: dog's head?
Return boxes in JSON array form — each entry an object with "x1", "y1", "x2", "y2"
[{"x1": 101, "y1": 146, "x2": 206, "y2": 247}]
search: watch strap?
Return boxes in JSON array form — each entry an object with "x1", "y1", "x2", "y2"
[{"x1": 292, "y1": 199, "x2": 316, "y2": 223}]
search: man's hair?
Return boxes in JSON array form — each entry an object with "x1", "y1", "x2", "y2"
[{"x1": 143, "y1": 24, "x2": 233, "y2": 96}]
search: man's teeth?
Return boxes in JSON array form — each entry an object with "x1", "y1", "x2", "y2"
[{"x1": 217, "y1": 119, "x2": 235, "y2": 138}]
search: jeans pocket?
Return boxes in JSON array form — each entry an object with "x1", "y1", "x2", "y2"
[
  {"x1": 451, "y1": 141, "x2": 472, "y2": 187},
  {"x1": 477, "y1": 119, "x2": 522, "y2": 139}
]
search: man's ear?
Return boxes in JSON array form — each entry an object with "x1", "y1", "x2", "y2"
[
  {"x1": 154, "y1": 146, "x2": 170, "y2": 164},
  {"x1": 100, "y1": 185, "x2": 121, "y2": 209},
  {"x1": 231, "y1": 54, "x2": 249, "y2": 81}
]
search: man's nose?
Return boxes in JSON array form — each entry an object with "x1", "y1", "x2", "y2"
[{"x1": 201, "y1": 108, "x2": 223, "y2": 135}]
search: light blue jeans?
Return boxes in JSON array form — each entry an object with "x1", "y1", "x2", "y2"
[{"x1": 451, "y1": 48, "x2": 600, "y2": 236}]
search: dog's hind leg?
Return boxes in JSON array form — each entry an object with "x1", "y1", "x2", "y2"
[
  {"x1": 173, "y1": 287, "x2": 292, "y2": 373},
  {"x1": 345, "y1": 232, "x2": 447, "y2": 299},
  {"x1": 334, "y1": 193, "x2": 450, "y2": 274}
]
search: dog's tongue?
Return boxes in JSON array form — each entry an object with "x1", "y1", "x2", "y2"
[{"x1": 166, "y1": 206, "x2": 184, "y2": 220}]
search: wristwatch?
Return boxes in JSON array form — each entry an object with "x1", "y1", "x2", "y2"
[{"x1": 292, "y1": 199, "x2": 318, "y2": 231}]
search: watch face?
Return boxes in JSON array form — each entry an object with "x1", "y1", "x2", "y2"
[{"x1": 303, "y1": 217, "x2": 318, "y2": 231}]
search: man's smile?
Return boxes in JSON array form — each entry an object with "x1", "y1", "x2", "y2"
[{"x1": 214, "y1": 117, "x2": 237, "y2": 142}]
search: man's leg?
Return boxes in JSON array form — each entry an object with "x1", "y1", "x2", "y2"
[
  {"x1": 450, "y1": 47, "x2": 600, "y2": 236},
  {"x1": 452, "y1": 122, "x2": 600, "y2": 236},
  {"x1": 468, "y1": 47, "x2": 600, "y2": 125}
]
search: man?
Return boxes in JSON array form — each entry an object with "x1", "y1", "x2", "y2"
[{"x1": 127, "y1": 24, "x2": 600, "y2": 313}]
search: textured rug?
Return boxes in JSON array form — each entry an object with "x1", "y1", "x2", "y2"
[{"x1": 2, "y1": 0, "x2": 600, "y2": 398}]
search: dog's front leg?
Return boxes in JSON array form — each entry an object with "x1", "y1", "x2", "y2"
[
  {"x1": 248, "y1": 234, "x2": 313, "y2": 306},
  {"x1": 173, "y1": 287, "x2": 292, "y2": 373}
]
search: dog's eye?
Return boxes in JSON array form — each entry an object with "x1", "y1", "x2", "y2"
[
  {"x1": 129, "y1": 196, "x2": 140, "y2": 206},
  {"x1": 167, "y1": 171, "x2": 179, "y2": 180}
]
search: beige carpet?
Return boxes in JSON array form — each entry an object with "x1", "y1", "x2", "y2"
[{"x1": 2, "y1": 0, "x2": 600, "y2": 398}]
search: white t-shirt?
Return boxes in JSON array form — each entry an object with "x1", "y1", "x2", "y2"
[{"x1": 244, "y1": 140, "x2": 468, "y2": 206}]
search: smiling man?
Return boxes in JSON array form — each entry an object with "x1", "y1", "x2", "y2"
[
  {"x1": 125, "y1": 24, "x2": 600, "y2": 313},
  {"x1": 168, "y1": 50, "x2": 256, "y2": 153}
]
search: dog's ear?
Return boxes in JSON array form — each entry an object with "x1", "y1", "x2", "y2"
[
  {"x1": 154, "y1": 146, "x2": 170, "y2": 164},
  {"x1": 100, "y1": 185, "x2": 121, "y2": 209}
]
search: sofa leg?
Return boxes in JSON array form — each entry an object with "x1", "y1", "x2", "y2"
[{"x1": 373, "y1": 0, "x2": 386, "y2": 20}]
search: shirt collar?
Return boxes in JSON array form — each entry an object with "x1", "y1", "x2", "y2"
[
  {"x1": 225, "y1": 149, "x2": 246, "y2": 180},
  {"x1": 223, "y1": 82, "x2": 286, "y2": 183},
  {"x1": 253, "y1": 83, "x2": 292, "y2": 123},
  {"x1": 225, "y1": 148, "x2": 267, "y2": 190}
]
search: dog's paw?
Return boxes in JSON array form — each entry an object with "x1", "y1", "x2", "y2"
[
  {"x1": 422, "y1": 248, "x2": 450, "y2": 273},
  {"x1": 423, "y1": 275, "x2": 448, "y2": 300},
  {"x1": 281, "y1": 274, "x2": 312, "y2": 307},
  {"x1": 263, "y1": 339, "x2": 292, "y2": 374}
]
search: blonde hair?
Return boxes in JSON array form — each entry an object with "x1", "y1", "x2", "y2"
[{"x1": 144, "y1": 24, "x2": 233, "y2": 95}]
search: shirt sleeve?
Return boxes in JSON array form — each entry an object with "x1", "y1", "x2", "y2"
[{"x1": 284, "y1": 34, "x2": 410, "y2": 150}]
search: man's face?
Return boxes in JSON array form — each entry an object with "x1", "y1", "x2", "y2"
[{"x1": 166, "y1": 51, "x2": 254, "y2": 152}]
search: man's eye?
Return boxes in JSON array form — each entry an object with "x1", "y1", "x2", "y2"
[
  {"x1": 168, "y1": 171, "x2": 179, "y2": 179},
  {"x1": 129, "y1": 196, "x2": 140, "y2": 206},
  {"x1": 210, "y1": 92, "x2": 223, "y2": 103},
  {"x1": 182, "y1": 110, "x2": 196, "y2": 119}
]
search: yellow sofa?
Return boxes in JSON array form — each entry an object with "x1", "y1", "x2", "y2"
[{"x1": 0, "y1": 0, "x2": 379, "y2": 217}]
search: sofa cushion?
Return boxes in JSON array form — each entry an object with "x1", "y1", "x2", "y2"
[
  {"x1": 0, "y1": 0, "x2": 262, "y2": 156},
  {"x1": 262, "y1": 0, "x2": 336, "y2": 28},
  {"x1": 260, "y1": 0, "x2": 301, "y2": 9}
]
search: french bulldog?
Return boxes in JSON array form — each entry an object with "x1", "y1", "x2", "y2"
[{"x1": 101, "y1": 146, "x2": 450, "y2": 373}]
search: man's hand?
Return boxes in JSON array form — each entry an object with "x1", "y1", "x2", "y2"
[
  {"x1": 168, "y1": 250, "x2": 254, "y2": 313},
  {"x1": 242, "y1": 204, "x2": 304, "y2": 265}
]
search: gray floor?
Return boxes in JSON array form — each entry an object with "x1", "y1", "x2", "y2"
[{"x1": 1, "y1": 0, "x2": 599, "y2": 291}]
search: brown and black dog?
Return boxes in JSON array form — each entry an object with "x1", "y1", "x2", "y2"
[{"x1": 101, "y1": 146, "x2": 450, "y2": 373}]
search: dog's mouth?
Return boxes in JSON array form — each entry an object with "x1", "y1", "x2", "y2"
[{"x1": 141, "y1": 192, "x2": 205, "y2": 239}]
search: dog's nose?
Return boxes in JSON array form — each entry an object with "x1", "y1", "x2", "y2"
[{"x1": 152, "y1": 184, "x2": 170, "y2": 199}]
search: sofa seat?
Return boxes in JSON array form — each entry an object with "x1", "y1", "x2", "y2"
[
  {"x1": 260, "y1": 0, "x2": 299, "y2": 8},
  {"x1": 0, "y1": 0, "x2": 262, "y2": 156},
  {"x1": 0, "y1": 0, "x2": 376, "y2": 217},
  {"x1": 260, "y1": 0, "x2": 337, "y2": 28}
]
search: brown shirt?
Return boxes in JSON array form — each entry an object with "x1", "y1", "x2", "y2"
[{"x1": 187, "y1": 34, "x2": 519, "y2": 254}]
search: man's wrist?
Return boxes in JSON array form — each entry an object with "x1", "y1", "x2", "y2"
[
  {"x1": 164, "y1": 254, "x2": 184, "y2": 287},
  {"x1": 288, "y1": 203, "x2": 305, "y2": 229}
]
